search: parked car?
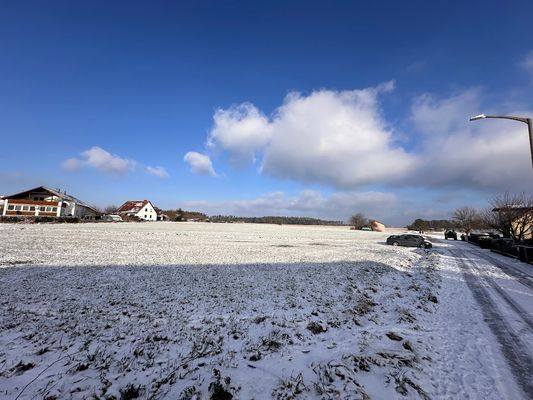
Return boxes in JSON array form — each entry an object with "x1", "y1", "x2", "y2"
[
  {"x1": 103, "y1": 214, "x2": 123, "y2": 222},
  {"x1": 386, "y1": 234, "x2": 433, "y2": 248},
  {"x1": 444, "y1": 229, "x2": 457, "y2": 240}
]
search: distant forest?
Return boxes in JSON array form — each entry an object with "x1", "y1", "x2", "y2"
[
  {"x1": 160, "y1": 210, "x2": 345, "y2": 225},
  {"x1": 406, "y1": 218, "x2": 454, "y2": 231},
  {"x1": 209, "y1": 215, "x2": 346, "y2": 226},
  {"x1": 160, "y1": 209, "x2": 208, "y2": 221}
]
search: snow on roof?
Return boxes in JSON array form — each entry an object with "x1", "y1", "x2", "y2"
[{"x1": 117, "y1": 200, "x2": 151, "y2": 214}]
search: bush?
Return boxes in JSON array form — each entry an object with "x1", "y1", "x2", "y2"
[
  {"x1": 33, "y1": 216, "x2": 56, "y2": 223},
  {"x1": 0, "y1": 216, "x2": 81, "y2": 224},
  {"x1": 0, "y1": 216, "x2": 24, "y2": 223}
]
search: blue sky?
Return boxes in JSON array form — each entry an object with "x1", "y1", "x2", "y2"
[{"x1": 1, "y1": 1, "x2": 533, "y2": 225}]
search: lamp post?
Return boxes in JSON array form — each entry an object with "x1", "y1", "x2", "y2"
[{"x1": 469, "y1": 114, "x2": 533, "y2": 170}]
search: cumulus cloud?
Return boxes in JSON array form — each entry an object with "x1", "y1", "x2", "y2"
[
  {"x1": 145, "y1": 166, "x2": 169, "y2": 178},
  {"x1": 184, "y1": 152, "x2": 216, "y2": 176},
  {"x1": 207, "y1": 103, "x2": 272, "y2": 166},
  {"x1": 410, "y1": 88, "x2": 481, "y2": 136},
  {"x1": 192, "y1": 82, "x2": 533, "y2": 192},
  {"x1": 62, "y1": 146, "x2": 136, "y2": 175},
  {"x1": 182, "y1": 190, "x2": 397, "y2": 221},
  {"x1": 409, "y1": 89, "x2": 533, "y2": 190},
  {"x1": 203, "y1": 81, "x2": 416, "y2": 187}
]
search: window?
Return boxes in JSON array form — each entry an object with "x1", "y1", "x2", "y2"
[
  {"x1": 144, "y1": 215, "x2": 147, "y2": 218},
  {"x1": 22, "y1": 206, "x2": 29, "y2": 211},
  {"x1": 46, "y1": 207, "x2": 52, "y2": 212},
  {"x1": 52, "y1": 207, "x2": 57, "y2": 212},
  {"x1": 29, "y1": 206, "x2": 35, "y2": 211},
  {"x1": 8, "y1": 205, "x2": 14, "y2": 210},
  {"x1": 15, "y1": 205, "x2": 21, "y2": 211}
]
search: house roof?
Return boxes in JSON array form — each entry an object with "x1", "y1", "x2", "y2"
[
  {"x1": 4, "y1": 186, "x2": 99, "y2": 213},
  {"x1": 117, "y1": 200, "x2": 152, "y2": 214}
]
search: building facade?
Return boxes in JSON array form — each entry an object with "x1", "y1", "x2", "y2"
[
  {"x1": 117, "y1": 200, "x2": 157, "y2": 221},
  {"x1": 2, "y1": 186, "x2": 99, "y2": 219}
]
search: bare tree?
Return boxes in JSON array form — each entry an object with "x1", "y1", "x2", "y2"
[
  {"x1": 484, "y1": 192, "x2": 533, "y2": 241},
  {"x1": 452, "y1": 207, "x2": 483, "y2": 235},
  {"x1": 103, "y1": 205, "x2": 118, "y2": 214},
  {"x1": 91, "y1": 204, "x2": 103, "y2": 214},
  {"x1": 349, "y1": 213, "x2": 368, "y2": 230}
]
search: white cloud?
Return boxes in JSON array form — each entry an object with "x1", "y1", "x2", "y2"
[
  {"x1": 410, "y1": 89, "x2": 533, "y2": 190},
  {"x1": 145, "y1": 166, "x2": 169, "y2": 178},
  {"x1": 62, "y1": 147, "x2": 136, "y2": 175},
  {"x1": 182, "y1": 190, "x2": 397, "y2": 221},
  {"x1": 184, "y1": 152, "x2": 216, "y2": 176},
  {"x1": 207, "y1": 103, "x2": 273, "y2": 166},
  {"x1": 410, "y1": 88, "x2": 481, "y2": 136},
  {"x1": 193, "y1": 83, "x2": 533, "y2": 192},
  {"x1": 62, "y1": 158, "x2": 84, "y2": 170},
  {"x1": 203, "y1": 81, "x2": 416, "y2": 187}
]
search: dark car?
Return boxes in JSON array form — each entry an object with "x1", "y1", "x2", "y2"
[
  {"x1": 444, "y1": 229, "x2": 457, "y2": 240},
  {"x1": 386, "y1": 234, "x2": 433, "y2": 248}
]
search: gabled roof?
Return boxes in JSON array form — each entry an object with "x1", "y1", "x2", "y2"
[
  {"x1": 117, "y1": 200, "x2": 152, "y2": 214},
  {"x1": 4, "y1": 186, "x2": 99, "y2": 212}
]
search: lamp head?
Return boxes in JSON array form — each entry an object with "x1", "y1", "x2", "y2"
[{"x1": 469, "y1": 114, "x2": 486, "y2": 121}]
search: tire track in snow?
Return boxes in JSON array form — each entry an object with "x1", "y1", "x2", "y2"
[
  {"x1": 466, "y1": 247, "x2": 533, "y2": 291},
  {"x1": 467, "y1": 257, "x2": 533, "y2": 330},
  {"x1": 449, "y1": 248, "x2": 533, "y2": 399}
]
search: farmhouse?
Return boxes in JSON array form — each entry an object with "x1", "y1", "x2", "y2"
[
  {"x1": 2, "y1": 186, "x2": 99, "y2": 219},
  {"x1": 117, "y1": 200, "x2": 157, "y2": 221}
]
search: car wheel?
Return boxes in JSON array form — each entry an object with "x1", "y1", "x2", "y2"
[
  {"x1": 419, "y1": 243, "x2": 427, "y2": 249},
  {"x1": 392, "y1": 242, "x2": 399, "y2": 246}
]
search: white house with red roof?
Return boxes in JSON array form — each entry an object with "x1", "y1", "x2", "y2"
[{"x1": 117, "y1": 200, "x2": 157, "y2": 221}]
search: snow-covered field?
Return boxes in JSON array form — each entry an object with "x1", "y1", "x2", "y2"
[{"x1": 0, "y1": 222, "x2": 524, "y2": 399}]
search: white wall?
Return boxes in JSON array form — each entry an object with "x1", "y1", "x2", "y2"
[{"x1": 135, "y1": 202, "x2": 157, "y2": 221}]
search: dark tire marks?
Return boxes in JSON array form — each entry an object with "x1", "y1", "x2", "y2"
[
  {"x1": 450, "y1": 248, "x2": 533, "y2": 399},
  {"x1": 467, "y1": 247, "x2": 533, "y2": 291}
]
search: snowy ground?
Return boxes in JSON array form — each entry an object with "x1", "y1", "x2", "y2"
[{"x1": 0, "y1": 222, "x2": 531, "y2": 399}]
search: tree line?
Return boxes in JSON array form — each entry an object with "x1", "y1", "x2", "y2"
[
  {"x1": 406, "y1": 192, "x2": 533, "y2": 242},
  {"x1": 209, "y1": 215, "x2": 346, "y2": 225}
]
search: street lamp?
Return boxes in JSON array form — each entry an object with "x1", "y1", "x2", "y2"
[{"x1": 469, "y1": 113, "x2": 533, "y2": 169}]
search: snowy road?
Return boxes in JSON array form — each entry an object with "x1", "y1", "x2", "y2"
[{"x1": 444, "y1": 241, "x2": 533, "y2": 399}]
